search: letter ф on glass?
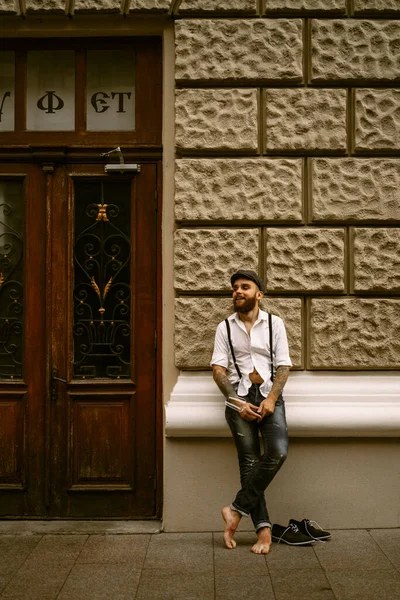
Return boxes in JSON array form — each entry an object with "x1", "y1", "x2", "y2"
[
  {"x1": 87, "y1": 50, "x2": 135, "y2": 131},
  {"x1": 27, "y1": 50, "x2": 75, "y2": 131},
  {"x1": 0, "y1": 52, "x2": 15, "y2": 132},
  {"x1": 0, "y1": 182, "x2": 24, "y2": 379},
  {"x1": 73, "y1": 181, "x2": 131, "y2": 379}
]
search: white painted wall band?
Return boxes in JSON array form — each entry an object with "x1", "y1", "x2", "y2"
[{"x1": 165, "y1": 371, "x2": 400, "y2": 437}]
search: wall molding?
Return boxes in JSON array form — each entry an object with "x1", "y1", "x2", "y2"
[{"x1": 165, "y1": 371, "x2": 400, "y2": 437}]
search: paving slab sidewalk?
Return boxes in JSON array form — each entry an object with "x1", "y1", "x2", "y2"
[{"x1": 0, "y1": 524, "x2": 399, "y2": 599}]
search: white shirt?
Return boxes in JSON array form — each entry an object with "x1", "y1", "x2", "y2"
[{"x1": 211, "y1": 309, "x2": 292, "y2": 398}]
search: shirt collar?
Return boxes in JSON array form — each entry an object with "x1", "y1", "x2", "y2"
[{"x1": 229, "y1": 308, "x2": 268, "y2": 325}]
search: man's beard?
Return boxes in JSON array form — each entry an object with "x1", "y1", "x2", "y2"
[{"x1": 233, "y1": 294, "x2": 257, "y2": 314}]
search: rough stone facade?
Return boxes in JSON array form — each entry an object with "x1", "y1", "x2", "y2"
[
  {"x1": 5, "y1": 0, "x2": 398, "y2": 16},
  {"x1": 0, "y1": 0, "x2": 18, "y2": 14},
  {"x1": 311, "y1": 20, "x2": 400, "y2": 82},
  {"x1": 25, "y1": 0, "x2": 65, "y2": 12},
  {"x1": 265, "y1": 89, "x2": 347, "y2": 151},
  {"x1": 311, "y1": 159, "x2": 400, "y2": 222},
  {"x1": 175, "y1": 89, "x2": 259, "y2": 152},
  {"x1": 175, "y1": 159, "x2": 303, "y2": 222},
  {"x1": 175, "y1": 19, "x2": 303, "y2": 82},
  {"x1": 352, "y1": 229, "x2": 400, "y2": 292},
  {"x1": 310, "y1": 299, "x2": 400, "y2": 368},
  {"x1": 128, "y1": 0, "x2": 170, "y2": 11},
  {"x1": 354, "y1": 0, "x2": 400, "y2": 14},
  {"x1": 355, "y1": 90, "x2": 400, "y2": 151},
  {"x1": 174, "y1": 228, "x2": 259, "y2": 291},
  {"x1": 265, "y1": 228, "x2": 345, "y2": 293},
  {"x1": 73, "y1": 0, "x2": 121, "y2": 12},
  {"x1": 264, "y1": 1, "x2": 346, "y2": 12},
  {"x1": 2, "y1": 1, "x2": 399, "y2": 372},
  {"x1": 178, "y1": 0, "x2": 257, "y2": 14},
  {"x1": 0, "y1": 0, "x2": 172, "y2": 15},
  {"x1": 175, "y1": 296, "x2": 303, "y2": 369},
  {"x1": 174, "y1": 7, "x2": 400, "y2": 371}
]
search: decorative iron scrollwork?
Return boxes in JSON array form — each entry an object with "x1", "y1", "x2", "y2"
[
  {"x1": 0, "y1": 184, "x2": 24, "y2": 379},
  {"x1": 73, "y1": 181, "x2": 131, "y2": 379}
]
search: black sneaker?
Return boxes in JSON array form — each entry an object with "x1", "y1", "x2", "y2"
[
  {"x1": 289, "y1": 518, "x2": 331, "y2": 541},
  {"x1": 271, "y1": 523, "x2": 315, "y2": 546}
]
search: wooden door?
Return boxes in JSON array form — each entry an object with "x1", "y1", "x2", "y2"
[
  {"x1": 0, "y1": 161, "x2": 160, "y2": 518},
  {"x1": 0, "y1": 163, "x2": 47, "y2": 516}
]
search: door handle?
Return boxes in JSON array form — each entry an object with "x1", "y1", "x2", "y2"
[{"x1": 51, "y1": 366, "x2": 67, "y2": 402}]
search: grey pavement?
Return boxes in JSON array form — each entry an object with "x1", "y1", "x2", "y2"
[{"x1": 0, "y1": 523, "x2": 399, "y2": 599}]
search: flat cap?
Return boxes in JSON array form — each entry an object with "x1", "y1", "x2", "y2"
[{"x1": 230, "y1": 269, "x2": 263, "y2": 291}]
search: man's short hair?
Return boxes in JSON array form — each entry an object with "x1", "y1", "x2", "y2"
[{"x1": 230, "y1": 269, "x2": 264, "y2": 292}]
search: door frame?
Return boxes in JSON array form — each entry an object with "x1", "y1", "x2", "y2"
[
  {"x1": 0, "y1": 32, "x2": 164, "y2": 518},
  {"x1": 0, "y1": 154, "x2": 163, "y2": 518}
]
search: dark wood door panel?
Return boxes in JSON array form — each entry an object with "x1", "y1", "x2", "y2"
[
  {"x1": 0, "y1": 392, "x2": 26, "y2": 489},
  {"x1": 69, "y1": 392, "x2": 134, "y2": 491},
  {"x1": 0, "y1": 164, "x2": 46, "y2": 516}
]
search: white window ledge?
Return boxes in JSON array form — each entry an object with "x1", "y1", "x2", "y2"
[{"x1": 165, "y1": 371, "x2": 400, "y2": 437}]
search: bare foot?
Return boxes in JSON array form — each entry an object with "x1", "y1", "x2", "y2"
[
  {"x1": 251, "y1": 527, "x2": 272, "y2": 554},
  {"x1": 221, "y1": 506, "x2": 241, "y2": 549}
]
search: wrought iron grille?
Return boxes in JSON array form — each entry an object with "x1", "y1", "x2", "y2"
[
  {"x1": 0, "y1": 181, "x2": 24, "y2": 379},
  {"x1": 73, "y1": 181, "x2": 131, "y2": 379}
]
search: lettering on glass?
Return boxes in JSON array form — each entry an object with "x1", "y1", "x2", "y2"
[
  {"x1": 37, "y1": 91, "x2": 65, "y2": 114},
  {"x1": 87, "y1": 50, "x2": 135, "y2": 131},
  {"x1": 0, "y1": 52, "x2": 15, "y2": 132},
  {"x1": 27, "y1": 51, "x2": 75, "y2": 131},
  {"x1": 0, "y1": 93, "x2": 11, "y2": 121},
  {"x1": 91, "y1": 92, "x2": 132, "y2": 114}
]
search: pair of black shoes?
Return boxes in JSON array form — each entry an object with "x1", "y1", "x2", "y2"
[{"x1": 271, "y1": 519, "x2": 331, "y2": 546}]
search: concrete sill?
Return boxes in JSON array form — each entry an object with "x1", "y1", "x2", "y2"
[{"x1": 165, "y1": 371, "x2": 400, "y2": 437}]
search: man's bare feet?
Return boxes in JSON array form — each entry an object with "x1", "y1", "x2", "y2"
[
  {"x1": 221, "y1": 506, "x2": 241, "y2": 549},
  {"x1": 251, "y1": 527, "x2": 272, "y2": 554}
]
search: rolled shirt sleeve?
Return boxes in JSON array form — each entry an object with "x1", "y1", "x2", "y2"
[
  {"x1": 210, "y1": 322, "x2": 229, "y2": 369},
  {"x1": 273, "y1": 315, "x2": 292, "y2": 368}
]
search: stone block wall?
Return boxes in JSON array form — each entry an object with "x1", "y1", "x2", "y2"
[
  {"x1": 174, "y1": 2, "x2": 400, "y2": 372},
  {"x1": 0, "y1": 0, "x2": 172, "y2": 15}
]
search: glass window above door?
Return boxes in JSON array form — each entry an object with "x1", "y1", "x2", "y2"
[
  {"x1": 1, "y1": 45, "x2": 137, "y2": 133},
  {"x1": 27, "y1": 51, "x2": 75, "y2": 131},
  {"x1": 0, "y1": 38, "x2": 161, "y2": 148},
  {"x1": 0, "y1": 52, "x2": 15, "y2": 132},
  {"x1": 25, "y1": 49, "x2": 135, "y2": 132},
  {"x1": 87, "y1": 50, "x2": 135, "y2": 132}
]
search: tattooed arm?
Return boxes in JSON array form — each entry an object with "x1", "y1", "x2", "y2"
[
  {"x1": 212, "y1": 365, "x2": 260, "y2": 421},
  {"x1": 212, "y1": 365, "x2": 239, "y2": 400},
  {"x1": 269, "y1": 365, "x2": 291, "y2": 402},
  {"x1": 257, "y1": 365, "x2": 291, "y2": 419}
]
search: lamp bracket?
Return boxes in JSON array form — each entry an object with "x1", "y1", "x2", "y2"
[{"x1": 101, "y1": 147, "x2": 141, "y2": 174}]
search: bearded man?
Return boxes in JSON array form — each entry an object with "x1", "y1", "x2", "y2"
[{"x1": 211, "y1": 269, "x2": 292, "y2": 554}]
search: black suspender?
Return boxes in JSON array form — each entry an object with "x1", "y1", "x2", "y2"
[
  {"x1": 225, "y1": 314, "x2": 274, "y2": 382},
  {"x1": 268, "y1": 312, "x2": 274, "y2": 382},
  {"x1": 225, "y1": 318, "x2": 242, "y2": 379}
]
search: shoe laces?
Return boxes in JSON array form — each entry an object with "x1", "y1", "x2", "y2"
[
  {"x1": 306, "y1": 519, "x2": 323, "y2": 531},
  {"x1": 305, "y1": 519, "x2": 326, "y2": 543}
]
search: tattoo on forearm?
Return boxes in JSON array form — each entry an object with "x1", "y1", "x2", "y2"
[
  {"x1": 214, "y1": 370, "x2": 239, "y2": 400},
  {"x1": 270, "y1": 366, "x2": 290, "y2": 399}
]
